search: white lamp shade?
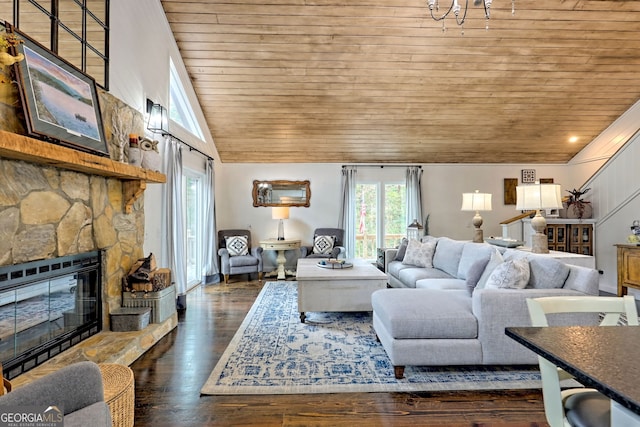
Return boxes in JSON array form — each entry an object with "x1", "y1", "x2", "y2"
[
  {"x1": 272, "y1": 206, "x2": 290, "y2": 220},
  {"x1": 516, "y1": 183, "x2": 563, "y2": 210},
  {"x1": 461, "y1": 191, "x2": 492, "y2": 211}
]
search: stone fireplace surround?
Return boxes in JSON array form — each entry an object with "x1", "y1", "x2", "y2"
[{"x1": 0, "y1": 129, "x2": 175, "y2": 381}]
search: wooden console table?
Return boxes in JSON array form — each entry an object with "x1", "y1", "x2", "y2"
[
  {"x1": 260, "y1": 239, "x2": 301, "y2": 280},
  {"x1": 615, "y1": 244, "x2": 640, "y2": 296}
]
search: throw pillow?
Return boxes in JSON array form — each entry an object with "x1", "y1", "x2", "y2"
[
  {"x1": 402, "y1": 239, "x2": 436, "y2": 268},
  {"x1": 395, "y1": 238, "x2": 409, "y2": 261},
  {"x1": 527, "y1": 257, "x2": 571, "y2": 289},
  {"x1": 485, "y1": 258, "x2": 530, "y2": 289},
  {"x1": 475, "y1": 248, "x2": 504, "y2": 290},
  {"x1": 313, "y1": 235, "x2": 335, "y2": 254},
  {"x1": 225, "y1": 235, "x2": 249, "y2": 256},
  {"x1": 466, "y1": 257, "x2": 490, "y2": 294}
]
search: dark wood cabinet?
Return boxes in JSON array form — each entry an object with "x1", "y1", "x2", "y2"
[{"x1": 525, "y1": 219, "x2": 594, "y2": 255}]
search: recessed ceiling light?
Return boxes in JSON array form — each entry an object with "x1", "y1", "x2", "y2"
[{"x1": 568, "y1": 136, "x2": 579, "y2": 143}]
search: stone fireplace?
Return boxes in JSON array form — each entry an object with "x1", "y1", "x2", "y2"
[{"x1": 0, "y1": 132, "x2": 164, "y2": 377}]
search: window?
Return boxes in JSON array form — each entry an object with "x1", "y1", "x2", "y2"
[
  {"x1": 169, "y1": 59, "x2": 205, "y2": 140},
  {"x1": 355, "y1": 181, "x2": 406, "y2": 260},
  {"x1": 10, "y1": 0, "x2": 109, "y2": 88},
  {"x1": 184, "y1": 169, "x2": 204, "y2": 287}
]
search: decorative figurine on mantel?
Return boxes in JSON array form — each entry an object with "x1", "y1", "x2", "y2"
[
  {"x1": 140, "y1": 137, "x2": 161, "y2": 171},
  {"x1": 0, "y1": 31, "x2": 24, "y2": 105}
]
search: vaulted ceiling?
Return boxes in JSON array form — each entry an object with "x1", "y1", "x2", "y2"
[{"x1": 160, "y1": 0, "x2": 640, "y2": 164}]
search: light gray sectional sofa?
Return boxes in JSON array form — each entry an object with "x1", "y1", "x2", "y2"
[{"x1": 373, "y1": 237, "x2": 599, "y2": 379}]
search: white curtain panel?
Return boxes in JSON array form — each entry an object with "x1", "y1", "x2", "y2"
[
  {"x1": 202, "y1": 158, "x2": 219, "y2": 283},
  {"x1": 405, "y1": 166, "x2": 423, "y2": 230},
  {"x1": 165, "y1": 139, "x2": 187, "y2": 309},
  {"x1": 338, "y1": 166, "x2": 357, "y2": 259}
]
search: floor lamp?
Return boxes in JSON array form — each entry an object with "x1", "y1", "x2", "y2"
[
  {"x1": 272, "y1": 206, "x2": 289, "y2": 241},
  {"x1": 461, "y1": 190, "x2": 492, "y2": 243},
  {"x1": 516, "y1": 182, "x2": 563, "y2": 253}
]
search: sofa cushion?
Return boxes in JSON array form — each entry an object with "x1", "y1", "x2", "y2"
[
  {"x1": 402, "y1": 239, "x2": 436, "y2": 268},
  {"x1": 527, "y1": 256, "x2": 571, "y2": 289},
  {"x1": 485, "y1": 258, "x2": 530, "y2": 289},
  {"x1": 476, "y1": 248, "x2": 504, "y2": 290},
  {"x1": 432, "y1": 237, "x2": 465, "y2": 277},
  {"x1": 394, "y1": 238, "x2": 409, "y2": 261},
  {"x1": 416, "y1": 278, "x2": 467, "y2": 290},
  {"x1": 312, "y1": 235, "x2": 335, "y2": 254},
  {"x1": 225, "y1": 235, "x2": 249, "y2": 256},
  {"x1": 457, "y1": 242, "x2": 494, "y2": 280},
  {"x1": 466, "y1": 257, "x2": 490, "y2": 294},
  {"x1": 398, "y1": 266, "x2": 452, "y2": 286},
  {"x1": 229, "y1": 254, "x2": 259, "y2": 267},
  {"x1": 65, "y1": 402, "x2": 112, "y2": 427},
  {"x1": 372, "y1": 289, "x2": 477, "y2": 339}
]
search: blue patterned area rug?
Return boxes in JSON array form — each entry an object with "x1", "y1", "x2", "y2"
[{"x1": 200, "y1": 281, "x2": 542, "y2": 395}]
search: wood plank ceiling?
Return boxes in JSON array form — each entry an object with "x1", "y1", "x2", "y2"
[{"x1": 160, "y1": 0, "x2": 640, "y2": 164}]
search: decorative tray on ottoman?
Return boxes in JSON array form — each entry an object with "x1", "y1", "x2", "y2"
[
  {"x1": 317, "y1": 260, "x2": 353, "y2": 269},
  {"x1": 486, "y1": 238, "x2": 524, "y2": 248}
]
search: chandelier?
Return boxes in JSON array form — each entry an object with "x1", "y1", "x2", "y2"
[{"x1": 427, "y1": 0, "x2": 514, "y2": 32}]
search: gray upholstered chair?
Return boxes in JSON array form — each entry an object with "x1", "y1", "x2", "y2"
[
  {"x1": 300, "y1": 228, "x2": 346, "y2": 259},
  {"x1": 218, "y1": 229, "x2": 263, "y2": 283},
  {"x1": 0, "y1": 361, "x2": 111, "y2": 427}
]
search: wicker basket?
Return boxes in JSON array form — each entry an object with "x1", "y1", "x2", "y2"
[{"x1": 99, "y1": 363, "x2": 134, "y2": 427}]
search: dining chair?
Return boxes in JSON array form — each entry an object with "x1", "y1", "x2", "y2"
[{"x1": 526, "y1": 295, "x2": 639, "y2": 427}]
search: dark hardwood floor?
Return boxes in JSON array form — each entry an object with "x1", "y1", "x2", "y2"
[{"x1": 131, "y1": 277, "x2": 549, "y2": 426}]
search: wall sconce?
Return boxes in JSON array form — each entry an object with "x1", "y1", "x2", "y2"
[{"x1": 146, "y1": 98, "x2": 168, "y2": 134}]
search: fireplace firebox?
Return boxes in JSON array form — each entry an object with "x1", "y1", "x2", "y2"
[{"x1": 0, "y1": 251, "x2": 102, "y2": 379}]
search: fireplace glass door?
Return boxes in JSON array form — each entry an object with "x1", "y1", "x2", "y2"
[{"x1": 0, "y1": 251, "x2": 101, "y2": 378}]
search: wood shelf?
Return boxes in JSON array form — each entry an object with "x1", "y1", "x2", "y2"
[{"x1": 0, "y1": 130, "x2": 166, "y2": 213}]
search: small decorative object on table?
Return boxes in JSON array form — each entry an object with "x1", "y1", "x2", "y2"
[
  {"x1": 317, "y1": 259, "x2": 353, "y2": 269},
  {"x1": 628, "y1": 220, "x2": 640, "y2": 243},
  {"x1": 486, "y1": 237, "x2": 524, "y2": 248}
]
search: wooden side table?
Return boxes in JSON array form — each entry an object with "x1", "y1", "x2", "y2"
[
  {"x1": 260, "y1": 239, "x2": 301, "y2": 280},
  {"x1": 99, "y1": 363, "x2": 135, "y2": 427},
  {"x1": 615, "y1": 244, "x2": 640, "y2": 296}
]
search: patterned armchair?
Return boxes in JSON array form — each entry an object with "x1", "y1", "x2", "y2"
[
  {"x1": 218, "y1": 229, "x2": 263, "y2": 283},
  {"x1": 299, "y1": 228, "x2": 346, "y2": 259}
]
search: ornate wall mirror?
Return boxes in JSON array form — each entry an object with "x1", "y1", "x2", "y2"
[{"x1": 253, "y1": 180, "x2": 311, "y2": 207}]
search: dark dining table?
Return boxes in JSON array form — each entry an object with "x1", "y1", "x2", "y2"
[{"x1": 506, "y1": 325, "x2": 640, "y2": 425}]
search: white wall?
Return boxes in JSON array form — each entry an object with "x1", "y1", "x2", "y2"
[
  {"x1": 109, "y1": 0, "x2": 219, "y2": 268},
  {"x1": 218, "y1": 162, "x2": 573, "y2": 244}
]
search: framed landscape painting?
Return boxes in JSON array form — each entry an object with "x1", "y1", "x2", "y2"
[{"x1": 11, "y1": 27, "x2": 108, "y2": 157}]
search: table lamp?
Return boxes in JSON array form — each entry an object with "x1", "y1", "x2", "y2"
[
  {"x1": 516, "y1": 182, "x2": 562, "y2": 253},
  {"x1": 461, "y1": 190, "x2": 492, "y2": 243},
  {"x1": 272, "y1": 206, "x2": 290, "y2": 241}
]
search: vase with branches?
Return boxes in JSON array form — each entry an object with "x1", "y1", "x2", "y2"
[{"x1": 565, "y1": 188, "x2": 592, "y2": 219}]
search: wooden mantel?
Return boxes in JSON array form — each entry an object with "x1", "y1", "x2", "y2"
[{"x1": 0, "y1": 130, "x2": 166, "y2": 213}]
